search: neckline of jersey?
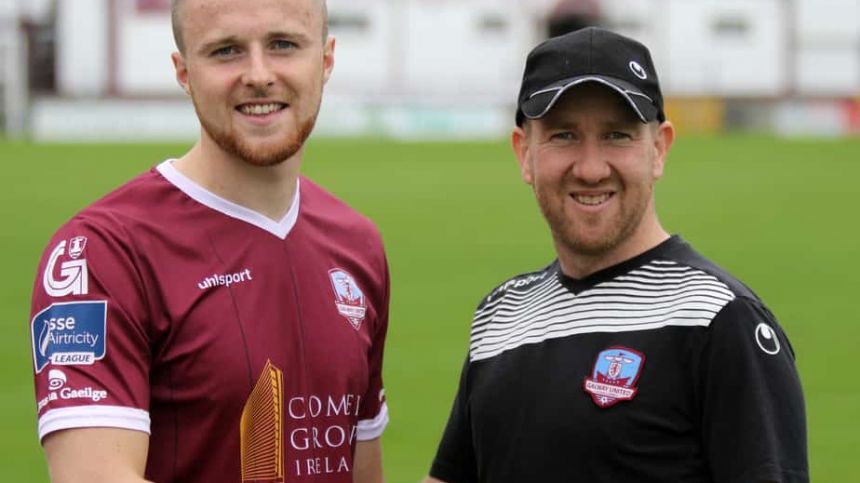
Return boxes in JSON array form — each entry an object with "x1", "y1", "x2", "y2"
[
  {"x1": 555, "y1": 235, "x2": 685, "y2": 294},
  {"x1": 155, "y1": 159, "x2": 300, "y2": 239}
]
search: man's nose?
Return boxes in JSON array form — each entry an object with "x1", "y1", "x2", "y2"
[
  {"x1": 571, "y1": 140, "x2": 611, "y2": 183},
  {"x1": 242, "y1": 47, "x2": 276, "y2": 88}
]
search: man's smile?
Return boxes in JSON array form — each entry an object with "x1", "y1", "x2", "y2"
[{"x1": 236, "y1": 102, "x2": 288, "y2": 116}]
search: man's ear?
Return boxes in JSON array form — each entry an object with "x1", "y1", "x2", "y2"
[
  {"x1": 512, "y1": 125, "x2": 534, "y2": 185},
  {"x1": 172, "y1": 51, "x2": 190, "y2": 95},
  {"x1": 652, "y1": 120, "x2": 675, "y2": 179},
  {"x1": 322, "y1": 36, "x2": 335, "y2": 84}
]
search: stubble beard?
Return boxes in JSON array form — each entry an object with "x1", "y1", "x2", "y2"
[
  {"x1": 194, "y1": 97, "x2": 319, "y2": 168},
  {"x1": 536, "y1": 184, "x2": 652, "y2": 259}
]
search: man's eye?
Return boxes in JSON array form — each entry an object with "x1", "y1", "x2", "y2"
[
  {"x1": 606, "y1": 131, "x2": 632, "y2": 140},
  {"x1": 211, "y1": 46, "x2": 239, "y2": 57},
  {"x1": 550, "y1": 132, "x2": 575, "y2": 141},
  {"x1": 271, "y1": 39, "x2": 297, "y2": 50}
]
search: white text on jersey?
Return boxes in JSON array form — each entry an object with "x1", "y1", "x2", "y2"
[{"x1": 198, "y1": 269, "x2": 254, "y2": 290}]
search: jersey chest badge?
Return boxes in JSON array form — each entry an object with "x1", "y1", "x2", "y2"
[
  {"x1": 583, "y1": 346, "x2": 645, "y2": 408},
  {"x1": 328, "y1": 268, "x2": 367, "y2": 330}
]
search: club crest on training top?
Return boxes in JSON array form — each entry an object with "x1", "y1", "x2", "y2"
[
  {"x1": 329, "y1": 268, "x2": 367, "y2": 330},
  {"x1": 583, "y1": 347, "x2": 645, "y2": 408}
]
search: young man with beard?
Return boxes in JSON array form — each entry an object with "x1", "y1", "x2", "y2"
[
  {"x1": 29, "y1": 0, "x2": 389, "y2": 482},
  {"x1": 426, "y1": 27, "x2": 808, "y2": 483}
]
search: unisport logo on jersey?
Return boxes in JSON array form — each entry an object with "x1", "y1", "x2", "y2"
[
  {"x1": 31, "y1": 301, "x2": 107, "y2": 373},
  {"x1": 583, "y1": 346, "x2": 645, "y2": 408},
  {"x1": 328, "y1": 268, "x2": 367, "y2": 330},
  {"x1": 43, "y1": 237, "x2": 89, "y2": 297}
]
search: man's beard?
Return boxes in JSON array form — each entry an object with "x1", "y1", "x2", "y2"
[
  {"x1": 535, "y1": 184, "x2": 651, "y2": 258},
  {"x1": 195, "y1": 101, "x2": 318, "y2": 167}
]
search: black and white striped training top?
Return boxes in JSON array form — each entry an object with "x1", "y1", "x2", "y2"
[
  {"x1": 469, "y1": 249, "x2": 736, "y2": 362},
  {"x1": 430, "y1": 235, "x2": 808, "y2": 483}
]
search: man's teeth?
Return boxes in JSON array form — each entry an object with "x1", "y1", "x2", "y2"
[
  {"x1": 574, "y1": 194, "x2": 611, "y2": 206},
  {"x1": 240, "y1": 103, "x2": 283, "y2": 115}
]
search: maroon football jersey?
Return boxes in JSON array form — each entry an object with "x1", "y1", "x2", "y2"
[{"x1": 30, "y1": 160, "x2": 390, "y2": 482}]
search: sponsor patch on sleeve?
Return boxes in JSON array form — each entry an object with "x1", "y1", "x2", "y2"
[
  {"x1": 42, "y1": 237, "x2": 89, "y2": 297},
  {"x1": 31, "y1": 301, "x2": 107, "y2": 374}
]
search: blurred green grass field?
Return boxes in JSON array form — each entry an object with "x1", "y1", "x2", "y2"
[{"x1": 1, "y1": 135, "x2": 857, "y2": 481}]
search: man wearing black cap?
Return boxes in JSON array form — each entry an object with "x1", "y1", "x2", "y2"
[{"x1": 425, "y1": 27, "x2": 807, "y2": 483}]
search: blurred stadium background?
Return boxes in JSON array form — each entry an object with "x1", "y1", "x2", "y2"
[{"x1": 1, "y1": 0, "x2": 858, "y2": 481}]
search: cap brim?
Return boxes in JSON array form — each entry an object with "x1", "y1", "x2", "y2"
[{"x1": 521, "y1": 75, "x2": 659, "y2": 123}]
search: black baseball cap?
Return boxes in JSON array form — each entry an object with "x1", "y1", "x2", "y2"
[{"x1": 516, "y1": 27, "x2": 665, "y2": 126}]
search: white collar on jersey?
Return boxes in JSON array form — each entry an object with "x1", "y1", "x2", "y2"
[{"x1": 156, "y1": 159, "x2": 300, "y2": 239}]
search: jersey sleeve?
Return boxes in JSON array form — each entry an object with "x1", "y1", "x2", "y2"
[
  {"x1": 30, "y1": 216, "x2": 152, "y2": 441},
  {"x1": 429, "y1": 357, "x2": 477, "y2": 483},
  {"x1": 695, "y1": 296, "x2": 808, "y2": 483},
  {"x1": 356, "y1": 252, "x2": 390, "y2": 440}
]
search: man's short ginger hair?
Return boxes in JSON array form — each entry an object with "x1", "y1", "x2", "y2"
[{"x1": 171, "y1": 0, "x2": 329, "y2": 54}]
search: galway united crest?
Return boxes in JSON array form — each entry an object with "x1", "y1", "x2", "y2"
[
  {"x1": 328, "y1": 268, "x2": 367, "y2": 330},
  {"x1": 68, "y1": 236, "x2": 88, "y2": 259},
  {"x1": 583, "y1": 346, "x2": 645, "y2": 408}
]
